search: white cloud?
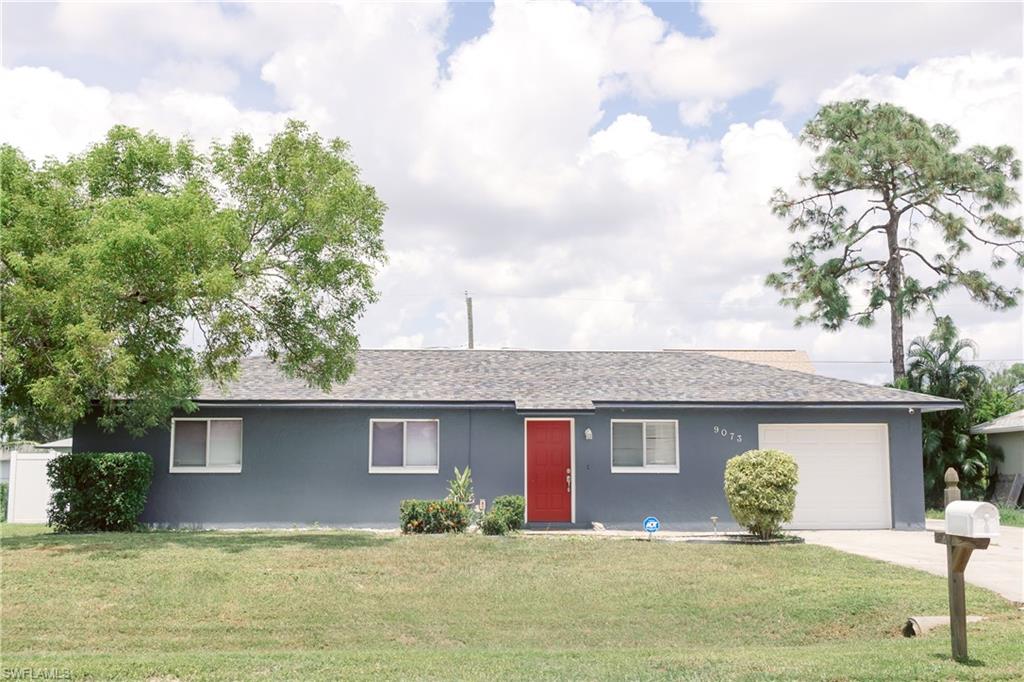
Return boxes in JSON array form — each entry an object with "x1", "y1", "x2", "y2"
[
  {"x1": 677, "y1": 99, "x2": 724, "y2": 127},
  {"x1": 2, "y1": 2, "x2": 1021, "y2": 382},
  {"x1": 146, "y1": 60, "x2": 241, "y2": 94},
  {"x1": 820, "y1": 53, "x2": 1023, "y2": 151},
  {"x1": 0, "y1": 66, "x2": 291, "y2": 160},
  {"x1": 637, "y1": 1, "x2": 1021, "y2": 111}
]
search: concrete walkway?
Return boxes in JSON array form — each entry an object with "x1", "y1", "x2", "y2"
[{"x1": 801, "y1": 520, "x2": 1023, "y2": 604}]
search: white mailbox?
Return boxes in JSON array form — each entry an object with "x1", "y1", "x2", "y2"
[{"x1": 945, "y1": 501, "x2": 1000, "y2": 539}]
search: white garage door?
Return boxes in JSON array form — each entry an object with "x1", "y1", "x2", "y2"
[{"x1": 758, "y1": 423, "x2": 891, "y2": 530}]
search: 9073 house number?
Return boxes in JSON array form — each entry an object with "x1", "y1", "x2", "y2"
[{"x1": 713, "y1": 425, "x2": 743, "y2": 442}]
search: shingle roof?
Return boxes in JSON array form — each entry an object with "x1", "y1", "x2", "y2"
[
  {"x1": 971, "y1": 409, "x2": 1024, "y2": 435},
  {"x1": 196, "y1": 350, "x2": 958, "y2": 412}
]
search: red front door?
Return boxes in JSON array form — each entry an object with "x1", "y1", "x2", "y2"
[{"x1": 526, "y1": 420, "x2": 572, "y2": 522}]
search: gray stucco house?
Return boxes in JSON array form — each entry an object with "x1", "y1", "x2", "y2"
[{"x1": 73, "y1": 349, "x2": 959, "y2": 530}]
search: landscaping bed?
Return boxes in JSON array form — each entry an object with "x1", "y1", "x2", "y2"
[{"x1": 2, "y1": 523, "x2": 1022, "y2": 680}]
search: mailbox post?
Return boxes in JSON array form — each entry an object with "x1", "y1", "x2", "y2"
[{"x1": 933, "y1": 468, "x2": 1001, "y2": 662}]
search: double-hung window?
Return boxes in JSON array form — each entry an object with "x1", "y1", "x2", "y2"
[
  {"x1": 369, "y1": 419, "x2": 439, "y2": 474},
  {"x1": 611, "y1": 420, "x2": 679, "y2": 473},
  {"x1": 170, "y1": 418, "x2": 243, "y2": 473}
]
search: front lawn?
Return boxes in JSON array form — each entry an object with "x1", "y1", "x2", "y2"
[{"x1": 2, "y1": 524, "x2": 1022, "y2": 680}]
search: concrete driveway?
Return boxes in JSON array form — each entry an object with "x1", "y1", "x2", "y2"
[{"x1": 801, "y1": 520, "x2": 1023, "y2": 603}]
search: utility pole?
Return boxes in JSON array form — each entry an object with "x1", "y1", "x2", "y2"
[{"x1": 465, "y1": 291, "x2": 474, "y2": 349}]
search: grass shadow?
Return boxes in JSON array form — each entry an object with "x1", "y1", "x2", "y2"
[
  {"x1": 1, "y1": 527, "x2": 396, "y2": 557},
  {"x1": 928, "y1": 653, "x2": 988, "y2": 667}
]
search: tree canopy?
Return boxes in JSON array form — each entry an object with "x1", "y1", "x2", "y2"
[
  {"x1": 1, "y1": 122, "x2": 386, "y2": 439},
  {"x1": 767, "y1": 100, "x2": 1022, "y2": 380}
]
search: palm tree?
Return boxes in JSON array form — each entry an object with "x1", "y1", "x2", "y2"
[
  {"x1": 900, "y1": 317, "x2": 992, "y2": 504},
  {"x1": 905, "y1": 317, "x2": 987, "y2": 398}
]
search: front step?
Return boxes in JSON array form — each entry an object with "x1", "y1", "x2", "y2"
[{"x1": 522, "y1": 522, "x2": 588, "y2": 531}]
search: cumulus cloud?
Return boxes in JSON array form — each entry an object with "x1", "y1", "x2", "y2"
[
  {"x1": 2, "y1": 1, "x2": 1021, "y2": 382},
  {"x1": 677, "y1": 99, "x2": 724, "y2": 127},
  {"x1": 1, "y1": 66, "x2": 291, "y2": 160},
  {"x1": 820, "y1": 53, "x2": 1023, "y2": 151}
]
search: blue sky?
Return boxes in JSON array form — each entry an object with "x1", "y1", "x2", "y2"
[{"x1": 2, "y1": 1, "x2": 1021, "y2": 382}]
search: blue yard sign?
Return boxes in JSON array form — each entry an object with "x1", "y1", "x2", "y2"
[{"x1": 643, "y1": 516, "x2": 660, "y2": 535}]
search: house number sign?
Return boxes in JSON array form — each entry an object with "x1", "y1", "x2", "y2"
[{"x1": 713, "y1": 425, "x2": 743, "y2": 443}]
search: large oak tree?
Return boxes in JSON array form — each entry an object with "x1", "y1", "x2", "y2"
[
  {"x1": 767, "y1": 100, "x2": 1022, "y2": 381},
  {"x1": 1, "y1": 122, "x2": 386, "y2": 439}
]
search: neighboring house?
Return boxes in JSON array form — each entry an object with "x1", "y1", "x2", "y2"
[
  {"x1": 39, "y1": 438, "x2": 73, "y2": 454},
  {"x1": 73, "y1": 350, "x2": 959, "y2": 530},
  {"x1": 0, "y1": 450, "x2": 11, "y2": 485},
  {"x1": 679, "y1": 349, "x2": 817, "y2": 374},
  {"x1": 971, "y1": 409, "x2": 1024, "y2": 505}
]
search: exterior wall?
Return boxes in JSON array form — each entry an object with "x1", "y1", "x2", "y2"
[
  {"x1": 575, "y1": 407, "x2": 923, "y2": 530},
  {"x1": 990, "y1": 432, "x2": 1024, "y2": 476},
  {"x1": 74, "y1": 405, "x2": 926, "y2": 530}
]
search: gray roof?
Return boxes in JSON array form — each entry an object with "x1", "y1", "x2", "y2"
[
  {"x1": 971, "y1": 409, "x2": 1024, "y2": 435},
  {"x1": 196, "y1": 350, "x2": 959, "y2": 412}
]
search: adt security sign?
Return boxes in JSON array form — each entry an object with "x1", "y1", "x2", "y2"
[{"x1": 643, "y1": 516, "x2": 660, "y2": 539}]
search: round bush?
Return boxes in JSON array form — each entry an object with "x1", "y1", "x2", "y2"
[
  {"x1": 491, "y1": 495, "x2": 524, "y2": 531},
  {"x1": 480, "y1": 511, "x2": 511, "y2": 536},
  {"x1": 723, "y1": 449, "x2": 799, "y2": 539}
]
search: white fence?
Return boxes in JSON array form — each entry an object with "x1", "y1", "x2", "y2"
[{"x1": 7, "y1": 450, "x2": 58, "y2": 523}]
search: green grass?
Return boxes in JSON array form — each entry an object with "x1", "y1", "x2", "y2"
[
  {"x1": 2, "y1": 524, "x2": 1022, "y2": 680},
  {"x1": 927, "y1": 504, "x2": 1024, "y2": 527}
]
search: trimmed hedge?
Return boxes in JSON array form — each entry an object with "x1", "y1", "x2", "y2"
[
  {"x1": 480, "y1": 510, "x2": 510, "y2": 535},
  {"x1": 724, "y1": 449, "x2": 799, "y2": 540},
  {"x1": 492, "y1": 494, "x2": 525, "y2": 531},
  {"x1": 478, "y1": 495, "x2": 526, "y2": 536},
  {"x1": 399, "y1": 499, "x2": 469, "y2": 534},
  {"x1": 47, "y1": 452, "x2": 153, "y2": 532}
]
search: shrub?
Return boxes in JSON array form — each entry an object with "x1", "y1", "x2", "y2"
[
  {"x1": 47, "y1": 452, "x2": 153, "y2": 532},
  {"x1": 479, "y1": 510, "x2": 511, "y2": 536},
  {"x1": 492, "y1": 494, "x2": 525, "y2": 530},
  {"x1": 399, "y1": 499, "x2": 469, "y2": 534},
  {"x1": 0, "y1": 481, "x2": 7, "y2": 522},
  {"x1": 446, "y1": 467, "x2": 475, "y2": 507},
  {"x1": 724, "y1": 449, "x2": 799, "y2": 540}
]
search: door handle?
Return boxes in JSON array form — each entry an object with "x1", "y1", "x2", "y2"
[{"x1": 566, "y1": 473, "x2": 572, "y2": 492}]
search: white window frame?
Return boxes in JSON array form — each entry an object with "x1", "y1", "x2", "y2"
[
  {"x1": 368, "y1": 418, "x2": 440, "y2": 474},
  {"x1": 169, "y1": 417, "x2": 243, "y2": 474},
  {"x1": 610, "y1": 419, "x2": 679, "y2": 474}
]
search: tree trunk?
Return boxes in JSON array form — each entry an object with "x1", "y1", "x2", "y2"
[
  {"x1": 885, "y1": 220, "x2": 906, "y2": 382},
  {"x1": 889, "y1": 290, "x2": 906, "y2": 382}
]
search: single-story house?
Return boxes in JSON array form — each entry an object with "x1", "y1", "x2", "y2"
[
  {"x1": 971, "y1": 409, "x2": 1024, "y2": 505},
  {"x1": 72, "y1": 349, "x2": 959, "y2": 530}
]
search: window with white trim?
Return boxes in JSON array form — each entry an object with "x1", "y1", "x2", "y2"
[
  {"x1": 170, "y1": 418, "x2": 243, "y2": 473},
  {"x1": 611, "y1": 420, "x2": 679, "y2": 473},
  {"x1": 369, "y1": 419, "x2": 439, "y2": 473}
]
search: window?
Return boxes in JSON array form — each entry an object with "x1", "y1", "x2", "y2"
[
  {"x1": 369, "y1": 419, "x2": 439, "y2": 473},
  {"x1": 170, "y1": 418, "x2": 243, "y2": 473},
  {"x1": 611, "y1": 420, "x2": 678, "y2": 473}
]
